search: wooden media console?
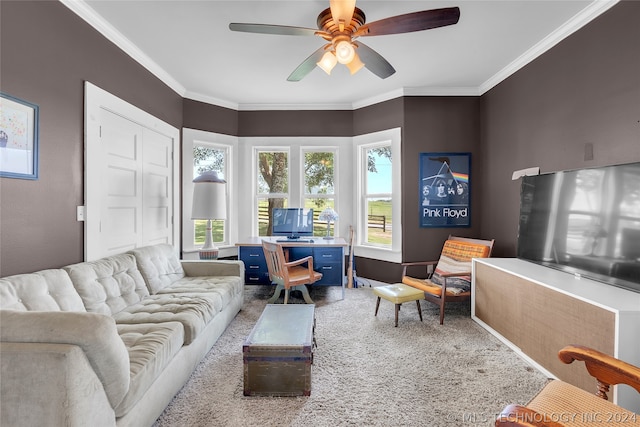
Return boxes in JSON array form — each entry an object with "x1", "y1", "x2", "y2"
[{"x1": 471, "y1": 258, "x2": 640, "y2": 412}]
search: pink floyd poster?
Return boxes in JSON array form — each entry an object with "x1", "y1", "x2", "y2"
[{"x1": 419, "y1": 153, "x2": 470, "y2": 227}]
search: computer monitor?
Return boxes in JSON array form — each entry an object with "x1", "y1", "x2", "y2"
[{"x1": 272, "y1": 208, "x2": 314, "y2": 239}]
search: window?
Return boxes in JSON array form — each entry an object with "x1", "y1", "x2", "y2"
[
  {"x1": 255, "y1": 148, "x2": 289, "y2": 236},
  {"x1": 192, "y1": 144, "x2": 228, "y2": 246},
  {"x1": 356, "y1": 128, "x2": 402, "y2": 263},
  {"x1": 182, "y1": 129, "x2": 236, "y2": 257},
  {"x1": 303, "y1": 148, "x2": 336, "y2": 236},
  {"x1": 363, "y1": 145, "x2": 392, "y2": 246}
]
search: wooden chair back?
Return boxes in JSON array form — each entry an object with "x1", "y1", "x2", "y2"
[
  {"x1": 262, "y1": 240, "x2": 321, "y2": 304},
  {"x1": 262, "y1": 240, "x2": 288, "y2": 288}
]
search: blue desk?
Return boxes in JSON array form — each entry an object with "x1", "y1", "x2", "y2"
[{"x1": 236, "y1": 236, "x2": 347, "y2": 299}]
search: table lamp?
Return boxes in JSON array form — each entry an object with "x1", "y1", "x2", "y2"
[
  {"x1": 192, "y1": 171, "x2": 226, "y2": 259},
  {"x1": 319, "y1": 207, "x2": 339, "y2": 240}
]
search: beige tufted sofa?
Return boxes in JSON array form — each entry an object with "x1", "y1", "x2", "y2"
[{"x1": 0, "y1": 244, "x2": 245, "y2": 427}]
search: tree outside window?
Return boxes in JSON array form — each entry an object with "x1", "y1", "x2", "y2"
[
  {"x1": 303, "y1": 150, "x2": 336, "y2": 236},
  {"x1": 257, "y1": 150, "x2": 288, "y2": 236}
]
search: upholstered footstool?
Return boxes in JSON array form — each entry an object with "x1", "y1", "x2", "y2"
[{"x1": 373, "y1": 283, "x2": 424, "y2": 327}]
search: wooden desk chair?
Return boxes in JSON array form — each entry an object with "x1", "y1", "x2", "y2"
[
  {"x1": 496, "y1": 345, "x2": 640, "y2": 426},
  {"x1": 262, "y1": 241, "x2": 322, "y2": 304},
  {"x1": 401, "y1": 235, "x2": 494, "y2": 324}
]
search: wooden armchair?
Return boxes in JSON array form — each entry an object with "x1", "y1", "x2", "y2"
[
  {"x1": 496, "y1": 345, "x2": 640, "y2": 426},
  {"x1": 401, "y1": 235, "x2": 494, "y2": 324},
  {"x1": 262, "y1": 241, "x2": 322, "y2": 304}
]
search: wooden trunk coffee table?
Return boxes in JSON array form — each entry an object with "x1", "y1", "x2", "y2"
[{"x1": 243, "y1": 304, "x2": 316, "y2": 396}]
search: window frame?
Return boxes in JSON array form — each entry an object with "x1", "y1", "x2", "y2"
[
  {"x1": 355, "y1": 128, "x2": 402, "y2": 263},
  {"x1": 253, "y1": 146, "x2": 291, "y2": 237},
  {"x1": 301, "y1": 146, "x2": 338, "y2": 232},
  {"x1": 182, "y1": 128, "x2": 236, "y2": 258}
]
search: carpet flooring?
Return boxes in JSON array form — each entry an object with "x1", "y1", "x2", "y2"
[{"x1": 152, "y1": 283, "x2": 549, "y2": 427}]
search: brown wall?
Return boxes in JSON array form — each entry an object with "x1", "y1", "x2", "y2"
[
  {"x1": 1, "y1": 1, "x2": 638, "y2": 281},
  {"x1": 238, "y1": 110, "x2": 353, "y2": 137},
  {"x1": 183, "y1": 99, "x2": 238, "y2": 136},
  {"x1": 402, "y1": 97, "x2": 482, "y2": 260},
  {"x1": 0, "y1": 1, "x2": 182, "y2": 276},
  {"x1": 479, "y1": 0, "x2": 640, "y2": 257}
]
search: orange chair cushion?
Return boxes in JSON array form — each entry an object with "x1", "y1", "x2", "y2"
[
  {"x1": 404, "y1": 240, "x2": 491, "y2": 296},
  {"x1": 402, "y1": 276, "x2": 470, "y2": 296}
]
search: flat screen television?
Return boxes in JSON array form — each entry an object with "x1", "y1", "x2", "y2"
[
  {"x1": 517, "y1": 162, "x2": 640, "y2": 293},
  {"x1": 272, "y1": 208, "x2": 314, "y2": 239}
]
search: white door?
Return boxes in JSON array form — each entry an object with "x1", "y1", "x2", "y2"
[
  {"x1": 85, "y1": 82, "x2": 179, "y2": 261},
  {"x1": 142, "y1": 127, "x2": 173, "y2": 246},
  {"x1": 99, "y1": 110, "x2": 143, "y2": 256}
]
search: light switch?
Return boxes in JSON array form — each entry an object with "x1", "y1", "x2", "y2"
[{"x1": 77, "y1": 206, "x2": 85, "y2": 221}]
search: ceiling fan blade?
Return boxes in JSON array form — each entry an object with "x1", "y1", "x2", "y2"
[
  {"x1": 330, "y1": 0, "x2": 356, "y2": 28},
  {"x1": 356, "y1": 42, "x2": 395, "y2": 79},
  {"x1": 356, "y1": 7, "x2": 460, "y2": 37},
  {"x1": 287, "y1": 46, "x2": 328, "y2": 82},
  {"x1": 229, "y1": 23, "x2": 319, "y2": 37}
]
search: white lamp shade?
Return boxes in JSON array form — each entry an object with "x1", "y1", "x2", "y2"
[
  {"x1": 191, "y1": 171, "x2": 227, "y2": 220},
  {"x1": 317, "y1": 51, "x2": 338, "y2": 74},
  {"x1": 330, "y1": 0, "x2": 356, "y2": 28},
  {"x1": 346, "y1": 52, "x2": 365, "y2": 75},
  {"x1": 335, "y1": 40, "x2": 355, "y2": 64}
]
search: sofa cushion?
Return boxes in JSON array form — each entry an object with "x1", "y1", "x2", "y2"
[
  {"x1": 0, "y1": 310, "x2": 130, "y2": 409},
  {"x1": 128, "y1": 244, "x2": 185, "y2": 294},
  {"x1": 0, "y1": 269, "x2": 86, "y2": 312},
  {"x1": 112, "y1": 294, "x2": 219, "y2": 345},
  {"x1": 64, "y1": 254, "x2": 150, "y2": 315},
  {"x1": 155, "y1": 276, "x2": 244, "y2": 308},
  {"x1": 113, "y1": 322, "x2": 184, "y2": 417}
]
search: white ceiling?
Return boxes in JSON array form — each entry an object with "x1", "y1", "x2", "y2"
[{"x1": 63, "y1": 0, "x2": 618, "y2": 110}]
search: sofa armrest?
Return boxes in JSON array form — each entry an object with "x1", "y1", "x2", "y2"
[
  {"x1": 558, "y1": 344, "x2": 640, "y2": 399},
  {"x1": 0, "y1": 310, "x2": 130, "y2": 408},
  {"x1": 181, "y1": 260, "x2": 244, "y2": 278},
  {"x1": 1, "y1": 342, "x2": 116, "y2": 426}
]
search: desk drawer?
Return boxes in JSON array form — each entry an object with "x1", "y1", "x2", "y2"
[
  {"x1": 315, "y1": 263, "x2": 342, "y2": 286},
  {"x1": 239, "y1": 246, "x2": 269, "y2": 284},
  {"x1": 313, "y1": 247, "x2": 342, "y2": 262}
]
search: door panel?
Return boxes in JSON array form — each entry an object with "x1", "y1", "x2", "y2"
[
  {"x1": 100, "y1": 110, "x2": 143, "y2": 256},
  {"x1": 85, "y1": 82, "x2": 179, "y2": 261},
  {"x1": 142, "y1": 128, "x2": 173, "y2": 247}
]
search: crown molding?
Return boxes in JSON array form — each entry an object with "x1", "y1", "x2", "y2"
[
  {"x1": 404, "y1": 87, "x2": 481, "y2": 97},
  {"x1": 61, "y1": 0, "x2": 618, "y2": 112},
  {"x1": 184, "y1": 91, "x2": 239, "y2": 111},
  {"x1": 478, "y1": 0, "x2": 619, "y2": 94},
  {"x1": 236, "y1": 102, "x2": 354, "y2": 111},
  {"x1": 60, "y1": 0, "x2": 186, "y2": 96}
]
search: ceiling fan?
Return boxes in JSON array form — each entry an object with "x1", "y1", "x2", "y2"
[{"x1": 229, "y1": 0, "x2": 460, "y2": 81}]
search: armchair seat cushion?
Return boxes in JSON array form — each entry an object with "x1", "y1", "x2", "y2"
[
  {"x1": 526, "y1": 380, "x2": 639, "y2": 427},
  {"x1": 404, "y1": 240, "x2": 491, "y2": 295},
  {"x1": 402, "y1": 276, "x2": 470, "y2": 296}
]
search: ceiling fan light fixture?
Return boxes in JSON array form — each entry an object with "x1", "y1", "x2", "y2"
[
  {"x1": 330, "y1": 0, "x2": 356, "y2": 28},
  {"x1": 317, "y1": 51, "x2": 338, "y2": 74},
  {"x1": 335, "y1": 40, "x2": 355, "y2": 64},
  {"x1": 346, "y1": 52, "x2": 365, "y2": 75}
]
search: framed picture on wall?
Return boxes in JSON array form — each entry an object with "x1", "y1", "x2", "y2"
[
  {"x1": 0, "y1": 92, "x2": 39, "y2": 180},
  {"x1": 419, "y1": 152, "x2": 471, "y2": 227}
]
